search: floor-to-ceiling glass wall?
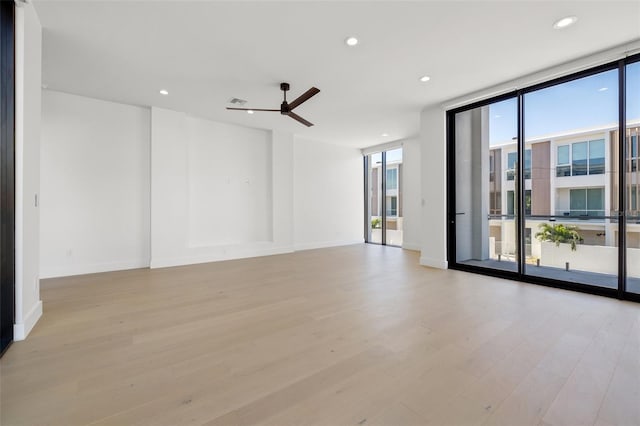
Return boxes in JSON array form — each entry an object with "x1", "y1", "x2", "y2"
[
  {"x1": 385, "y1": 148, "x2": 403, "y2": 246},
  {"x1": 523, "y1": 68, "x2": 619, "y2": 289},
  {"x1": 366, "y1": 152, "x2": 383, "y2": 244},
  {"x1": 626, "y1": 59, "x2": 640, "y2": 295},
  {"x1": 448, "y1": 54, "x2": 640, "y2": 302},
  {"x1": 365, "y1": 147, "x2": 403, "y2": 247}
]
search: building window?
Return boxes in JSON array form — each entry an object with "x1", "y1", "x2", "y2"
[
  {"x1": 490, "y1": 192, "x2": 501, "y2": 216},
  {"x1": 629, "y1": 184, "x2": 639, "y2": 212},
  {"x1": 572, "y1": 142, "x2": 588, "y2": 176},
  {"x1": 506, "y1": 150, "x2": 531, "y2": 181},
  {"x1": 489, "y1": 154, "x2": 494, "y2": 182},
  {"x1": 589, "y1": 139, "x2": 605, "y2": 174},
  {"x1": 557, "y1": 145, "x2": 571, "y2": 176},
  {"x1": 386, "y1": 168, "x2": 398, "y2": 190},
  {"x1": 386, "y1": 196, "x2": 397, "y2": 216},
  {"x1": 569, "y1": 187, "x2": 604, "y2": 217},
  {"x1": 557, "y1": 139, "x2": 605, "y2": 177},
  {"x1": 507, "y1": 190, "x2": 531, "y2": 215},
  {"x1": 631, "y1": 135, "x2": 638, "y2": 172}
]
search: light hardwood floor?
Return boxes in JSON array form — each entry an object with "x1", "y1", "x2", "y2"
[{"x1": 1, "y1": 244, "x2": 639, "y2": 426}]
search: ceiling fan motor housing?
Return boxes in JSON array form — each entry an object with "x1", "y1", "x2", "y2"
[{"x1": 280, "y1": 82, "x2": 290, "y2": 114}]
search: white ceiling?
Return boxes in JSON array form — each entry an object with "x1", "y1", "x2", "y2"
[{"x1": 34, "y1": 0, "x2": 640, "y2": 148}]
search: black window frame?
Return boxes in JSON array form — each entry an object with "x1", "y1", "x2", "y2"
[{"x1": 447, "y1": 54, "x2": 640, "y2": 303}]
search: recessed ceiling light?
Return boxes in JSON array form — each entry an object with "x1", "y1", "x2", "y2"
[
  {"x1": 159, "y1": 89, "x2": 169, "y2": 95},
  {"x1": 495, "y1": 115, "x2": 502, "y2": 118},
  {"x1": 598, "y1": 87, "x2": 608, "y2": 92},
  {"x1": 247, "y1": 110, "x2": 254, "y2": 114},
  {"x1": 345, "y1": 36, "x2": 358, "y2": 47},
  {"x1": 553, "y1": 16, "x2": 578, "y2": 29},
  {"x1": 381, "y1": 133, "x2": 389, "y2": 137},
  {"x1": 419, "y1": 76, "x2": 431, "y2": 82}
]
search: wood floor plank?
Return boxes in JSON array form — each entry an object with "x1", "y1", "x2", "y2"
[{"x1": 1, "y1": 245, "x2": 639, "y2": 426}]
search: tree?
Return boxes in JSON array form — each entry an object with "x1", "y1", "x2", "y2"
[{"x1": 535, "y1": 223, "x2": 583, "y2": 251}]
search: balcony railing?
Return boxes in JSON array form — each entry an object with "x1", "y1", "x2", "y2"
[{"x1": 555, "y1": 210, "x2": 606, "y2": 218}]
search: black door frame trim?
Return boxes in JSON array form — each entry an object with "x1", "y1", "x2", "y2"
[{"x1": 0, "y1": 0, "x2": 15, "y2": 356}]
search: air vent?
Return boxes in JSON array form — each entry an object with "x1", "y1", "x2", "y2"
[{"x1": 229, "y1": 98, "x2": 247, "y2": 106}]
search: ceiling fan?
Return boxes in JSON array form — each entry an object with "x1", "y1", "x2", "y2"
[{"x1": 226, "y1": 83, "x2": 320, "y2": 127}]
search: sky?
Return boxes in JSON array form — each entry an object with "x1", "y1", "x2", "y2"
[
  {"x1": 489, "y1": 62, "x2": 640, "y2": 145},
  {"x1": 371, "y1": 147, "x2": 402, "y2": 163}
]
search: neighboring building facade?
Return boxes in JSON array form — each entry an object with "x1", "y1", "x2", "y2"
[{"x1": 489, "y1": 122, "x2": 640, "y2": 260}]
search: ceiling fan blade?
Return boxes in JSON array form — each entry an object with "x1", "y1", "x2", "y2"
[
  {"x1": 288, "y1": 112, "x2": 314, "y2": 127},
  {"x1": 288, "y1": 87, "x2": 320, "y2": 110},
  {"x1": 226, "y1": 107, "x2": 280, "y2": 112}
]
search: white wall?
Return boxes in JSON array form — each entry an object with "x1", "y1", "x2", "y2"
[
  {"x1": 293, "y1": 137, "x2": 363, "y2": 250},
  {"x1": 419, "y1": 105, "x2": 448, "y2": 269},
  {"x1": 150, "y1": 108, "x2": 294, "y2": 267},
  {"x1": 539, "y1": 242, "x2": 640, "y2": 277},
  {"x1": 14, "y1": 2, "x2": 42, "y2": 340},
  {"x1": 40, "y1": 91, "x2": 151, "y2": 278},
  {"x1": 187, "y1": 116, "x2": 272, "y2": 246},
  {"x1": 395, "y1": 138, "x2": 422, "y2": 251},
  {"x1": 39, "y1": 99, "x2": 368, "y2": 276}
]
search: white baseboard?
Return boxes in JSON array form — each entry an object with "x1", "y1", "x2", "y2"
[
  {"x1": 419, "y1": 256, "x2": 448, "y2": 270},
  {"x1": 150, "y1": 246, "x2": 294, "y2": 269},
  {"x1": 402, "y1": 242, "x2": 422, "y2": 251},
  {"x1": 40, "y1": 259, "x2": 150, "y2": 279},
  {"x1": 14, "y1": 300, "x2": 42, "y2": 341},
  {"x1": 293, "y1": 239, "x2": 364, "y2": 252}
]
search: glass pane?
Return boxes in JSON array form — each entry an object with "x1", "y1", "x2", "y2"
[
  {"x1": 386, "y1": 168, "x2": 397, "y2": 190},
  {"x1": 586, "y1": 188, "x2": 604, "y2": 213},
  {"x1": 524, "y1": 190, "x2": 532, "y2": 215},
  {"x1": 507, "y1": 152, "x2": 516, "y2": 181},
  {"x1": 626, "y1": 61, "x2": 640, "y2": 294},
  {"x1": 454, "y1": 97, "x2": 517, "y2": 273},
  {"x1": 385, "y1": 148, "x2": 403, "y2": 246},
  {"x1": 524, "y1": 68, "x2": 618, "y2": 289},
  {"x1": 507, "y1": 191, "x2": 514, "y2": 215},
  {"x1": 367, "y1": 152, "x2": 382, "y2": 244},
  {"x1": 570, "y1": 189, "x2": 586, "y2": 212},
  {"x1": 558, "y1": 145, "x2": 569, "y2": 164},
  {"x1": 572, "y1": 142, "x2": 588, "y2": 176},
  {"x1": 524, "y1": 149, "x2": 532, "y2": 179},
  {"x1": 589, "y1": 139, "x2": 605, "y2": 175}
]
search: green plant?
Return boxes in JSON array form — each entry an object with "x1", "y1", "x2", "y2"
[
  {"x1": 535, "y1": 223, "x2": 583, "y2": 251},
  {"x1": 371, "y1": 217, "x2": 381, "y2": 229}
]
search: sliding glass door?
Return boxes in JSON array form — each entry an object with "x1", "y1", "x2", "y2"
[
  {"x1": 366, "y1": 152, "x2": 383, "y2": 244},
  {"x1": 385, "y1": 148, "x2": 403, "y2": 246},
  {"x1": 448, "y1": 55, "x2": 640, "y2": 302},
  {"x1": 451, "y1": 97, "x2": 518, "y2": 272},
  {"x1": 365, "y1": 147, "x2": 403, "y2": 247},
  {"x1": 523, "y1": 68, "x2": 619, "y2": 290}
]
